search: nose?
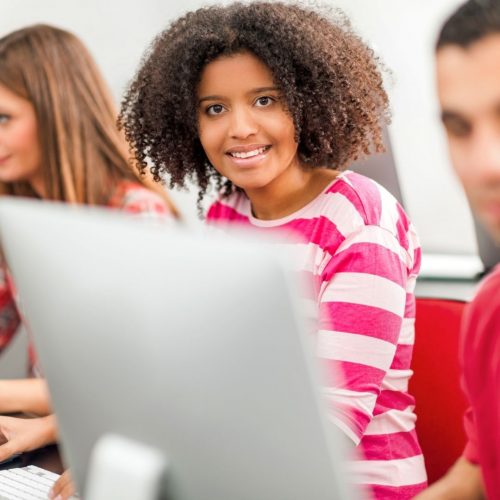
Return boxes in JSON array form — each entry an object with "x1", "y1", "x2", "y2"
[
  {"x1": 228, "y1": 106, "x2": 258, "y2": 139},
  {"x1": 470, "y1": 125, "x2": 500, "y2": 184}
]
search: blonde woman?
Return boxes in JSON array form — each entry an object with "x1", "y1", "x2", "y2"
[{"x1": 0, "y1": 24, "x2": 178, "y2": 462}]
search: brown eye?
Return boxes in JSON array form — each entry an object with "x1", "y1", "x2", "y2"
[
  {"x1": 206, "y1": 104, "x2": 225, "y2": 116},
  {"x1": 255, "y1": 96, "x2": 275, "y2": 107}
]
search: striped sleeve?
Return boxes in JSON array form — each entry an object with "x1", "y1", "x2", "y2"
[
  {"x1": 0, "y1": 264, "x2": 21, "y2": 354},
  {"x1": 317, "y1": 224, "x2": 409, "y2": 444}
]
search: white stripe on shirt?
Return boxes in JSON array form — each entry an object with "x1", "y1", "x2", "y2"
[
  {"x1": 321, "y1": 272, "x2": 406, "y2": 316},
  {"x1": 323, "y1": 387, "x2": 378, "y2": 418},
  {"x1": 364, "y1": 408, "x2": 417, "y2": 436},
  {"x1": 317, "y1": 330, "x2": 397, "y2": 371},
  {"x1": 335, "y1": 225, "x2": 410, "y2": 267},
  {"x1": 380, "y1": 369, "x2": 412, "y2": 393},
  {"x1": 348, "y1": 454, "x2": 427, "y2": 487},
  {"x1": 399, "y1": 318, "x2": 415, "y2": 345}
]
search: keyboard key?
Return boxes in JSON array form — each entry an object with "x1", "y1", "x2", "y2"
[{"x1": 0, "y1": 466, "x2": 59, "y2": 500}]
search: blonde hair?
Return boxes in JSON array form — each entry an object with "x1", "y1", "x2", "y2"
[{"x1": 0, "y1": 24, "x2": 178, "y2": 214}]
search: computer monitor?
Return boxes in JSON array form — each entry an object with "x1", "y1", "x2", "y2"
[
  {"x1": 350, "y1": 124, "x2": 405, "y2": 206},
  {"x1": 0, "y1": 199, "x2": 355, "y2": 500}
]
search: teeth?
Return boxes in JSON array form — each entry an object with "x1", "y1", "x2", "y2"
[{"x1": 230, "y1": 147, "x2": 267, "y2": 159}]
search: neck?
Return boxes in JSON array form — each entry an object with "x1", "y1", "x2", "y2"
[{"x1": 246, "y1": 167, "x2": 339, "y2": 220}]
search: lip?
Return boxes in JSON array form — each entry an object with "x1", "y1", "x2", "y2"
[
  {"x1": 225, "y1": 145, "x2": 271, "y2": 167},
  {"x1": 225, "y1": 144, "x2": 270, "y2": 154},
  {"x1": 0, "y1": 155, "x2": 11, "y2": 165}
]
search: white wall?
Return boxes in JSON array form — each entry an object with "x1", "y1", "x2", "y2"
[
  {"x1": 330, "y1": 0, "x2": 475, "y2": 255},
  {"x1": 2, "y1": 0, "x2": 476, "y2": 252},
  {"x1": 2, "y1": 0, "x2": 210, "y2": 98}
]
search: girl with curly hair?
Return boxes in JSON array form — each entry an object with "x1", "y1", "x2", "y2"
[
  {"x1": 118, "y1": 2, "x2": 426, "y2": 498},
  {"x1": 0, "y1": 23, "x2": 178, "y2": 477}
]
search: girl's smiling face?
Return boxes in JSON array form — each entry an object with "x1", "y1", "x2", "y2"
[{"x1": 197, "y1": 51, "x2": 301, "y2": 196}]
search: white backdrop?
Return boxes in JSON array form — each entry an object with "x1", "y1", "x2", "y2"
[
  {"x1": 332, "y1": 0, "x2": 474, "y2": 255},
  {"x1": 2, "y1": 0, "x2": 475, "y2": 253}
]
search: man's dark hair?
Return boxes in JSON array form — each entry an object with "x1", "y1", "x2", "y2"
[{"x1": 437, "y1": 0, "x2": 500, "y2": 50}]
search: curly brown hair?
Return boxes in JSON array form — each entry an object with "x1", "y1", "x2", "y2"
[{"x1": 119, "y1": 1, "x2": 389, "y2": 207}]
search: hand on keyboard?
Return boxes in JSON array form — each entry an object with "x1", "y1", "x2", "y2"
[
  {"x1": 48, "y1": 469, "x2": 76, "y2": 500},
  {"x1": 0, "y1": 415, "x2": 57, "y2": 463}
]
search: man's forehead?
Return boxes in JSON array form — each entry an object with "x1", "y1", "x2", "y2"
[{"x1": 436, "y1": 34, "x2": 500, "y2": 115}]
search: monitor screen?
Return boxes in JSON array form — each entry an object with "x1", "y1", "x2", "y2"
[{"x1": 0, "y1": 199, "x2": 355, "y2": 500}]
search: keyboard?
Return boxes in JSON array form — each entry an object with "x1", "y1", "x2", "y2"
[{"x1": 0, "y1": 465, "x2": 59, "y2": 500}]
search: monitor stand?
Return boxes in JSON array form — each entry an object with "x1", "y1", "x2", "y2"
[{"x1": 85, "y1": 434, "x2": 168, "y2": 500}]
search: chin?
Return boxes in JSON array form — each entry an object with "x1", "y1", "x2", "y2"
[
  {"x1": 0, "y1": 176, "x2": 17, "y2": 184},
  {"x1": 230, "y1": 177, "x2": 270, "y2": 191},
  {"x1": 0, "y1": 169, "x2": 24, "y2": 184}
]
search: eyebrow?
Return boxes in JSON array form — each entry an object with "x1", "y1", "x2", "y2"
[
  {"x1": 440, "y1": 110, "x2": 465, "y2": 122},
  {"x1": 198, "y1": 86, "x2": 280, "y2": 104}
]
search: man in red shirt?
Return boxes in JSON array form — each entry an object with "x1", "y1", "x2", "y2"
[{"x1": 417, "y1": 1, "x2": 500, "y2": 498}]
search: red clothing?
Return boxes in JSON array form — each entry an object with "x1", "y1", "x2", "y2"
[
  {"x1": 461, "y1": 265, "x2": 500, "y2": 499},
  {"x1": 0, "y1": 181, "x2": 172, "y2": 376}
]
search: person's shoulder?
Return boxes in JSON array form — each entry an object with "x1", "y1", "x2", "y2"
[
  {"x1": 471, "y1": 265, "x2": 500, "y2": 311},
  {"x1": 463, "y1": 265, "x2": 500, "y2": 344},
  {"x1": 325, "y1": 171, "x2": 416, "y2": 242},
  {"x1": 206, "y1": 190, "x2": 251, "y2": 223},
  {"x1": 325, "y1": 171, "x2": 420, "y2": 269},
  {"x1": 110, "y1": 181, "x2": 172, "y2": 217},
  {"x1": 330, "y1": 170, "x2": 407, "y2": 227},
  {"x1": 462, "y1": 266, "x2": 500, "y2": 393}
]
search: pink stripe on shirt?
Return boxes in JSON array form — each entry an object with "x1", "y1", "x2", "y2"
[
  {"x1": 322, "y1": 242, "x2": 407, "y2": 287},
  {"x1": 390, "y1": 344, "x2": 414, "y2": 370},
  {"x1": 336, "y1": 171, "x2": 383, "y2": 224},
  {"x1": 374, "y1": 390, "x2": 415, "y2": 415},
  {"x1": 319, "y1": 302, "x2": 403, "y2": 343},
  {"x1": 404, "y1": 294, "x2": 417, "y2": 318},
  {"x1": 396, "y1": 203, "x2": 411, "y2": 252},
  {"x1": 322, "y1": 359, "x2": 386, "y2": 394},
  {"x1": 281, "y1": 216, "x2": 346, "y2": 250},
  {"x1": 361, "y1": 429, "x2": 423, "y2": 461},
  {"x1": 371, "y1": 482, "x2": 428, "y2": 499},
  {"x1": 207, "y1": 201, "x2": 250, "y2": 223}
]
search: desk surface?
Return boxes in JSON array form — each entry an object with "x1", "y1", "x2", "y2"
[{"x1": 0, "y1": 444, "x2": 63, "y2": 475}]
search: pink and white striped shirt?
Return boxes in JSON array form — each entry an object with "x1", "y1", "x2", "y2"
[{"x1": 207, "y1": 171, "x2": 427, "y2": 499}]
